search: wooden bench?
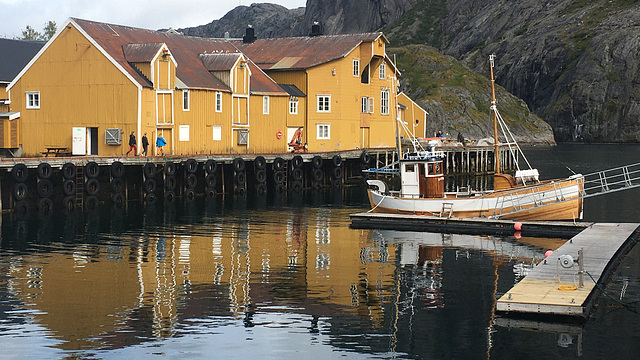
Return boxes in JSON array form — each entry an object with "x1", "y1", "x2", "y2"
[{"x1": 42, "y1": 146, "x2": 71, "y2": 157}]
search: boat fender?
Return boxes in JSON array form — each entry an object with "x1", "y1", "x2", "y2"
[
  {"x1": 514, "y1": 222, "x2": 522, "y2": 231},
  {"x1": 366, "y1": 179, "x2": 386, "y2": 194}
]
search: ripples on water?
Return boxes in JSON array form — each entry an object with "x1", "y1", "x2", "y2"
[{"x1": 0, "y1": 145, "x2": 639, "y2": 359}]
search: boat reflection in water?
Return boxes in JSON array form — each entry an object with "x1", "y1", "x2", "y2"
[{"x1": 0, "y1": 198, "x2": 636, "y2": 359}]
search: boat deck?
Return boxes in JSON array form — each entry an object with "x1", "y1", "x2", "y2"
[{"x1": 496, "y1": 222, "x2": 640, "y2": 317}]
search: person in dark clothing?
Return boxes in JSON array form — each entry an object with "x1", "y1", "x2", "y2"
[
  {"x1": 457, "y1": 132, "x2": 465, "y2": 144},
  {"x1": 141, "y1": 133, "x2": 149, "y2": 157},
  {"x1": 126, "y1": 131, "x2": 137, "y2": 156}
]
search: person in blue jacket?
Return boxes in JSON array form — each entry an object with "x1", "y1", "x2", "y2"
[{"x1": 156, "y1": 134, "x2": 166, "y2": 155}]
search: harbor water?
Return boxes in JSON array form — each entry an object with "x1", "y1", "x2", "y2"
[{"x1": 1, "y1": 144, "x2": 639, "y2": 359}]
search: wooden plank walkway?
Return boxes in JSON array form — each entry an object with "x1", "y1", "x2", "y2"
[{"x1": 496, "y1": 222, "x2": 640, "y2": 317}]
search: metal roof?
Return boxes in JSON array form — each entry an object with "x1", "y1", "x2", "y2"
[
  {"x1": 72, "y1": 18, "x2": 284, "y2": 94},
  {"x1": 0, "y1": 112, "x2": 20, "y2": 120},
  {"x1": 278, "y1": 84, "x2": 305, "y2": 97},
  {"x1": 0, "y1": 38, "x2": 44, "y2": 82},
  {"x1": 235, "y1": 33, "x2": 386, "y2": 70},
  {"x1": 123, "y1": 43, "x2": 165, "y2": 62},
  {"x1": 200, "y1": 53, "x2": 242, "y2": 71}
]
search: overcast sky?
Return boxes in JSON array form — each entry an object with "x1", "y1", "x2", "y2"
[{"x1": 0, "y1": 0, "x2": 307, "y2": 39}]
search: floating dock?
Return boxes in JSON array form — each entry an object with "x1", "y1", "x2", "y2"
[
  {"x1": 496, "y1": 222, "x2": 640, "y2": 317},
  {"x1": 349, "y1": 212, "x2": 591, "y2": 238}
]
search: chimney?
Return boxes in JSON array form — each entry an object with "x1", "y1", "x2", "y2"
[
  {"x1": 310, "y1": 21, "x2": 322, "y2": 37},
  {"x1": 243, "y1": 25, "x2": 256, "y2": 44}
]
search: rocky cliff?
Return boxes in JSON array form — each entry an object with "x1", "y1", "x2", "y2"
[{"x1": 384, "y1": 0, "x2": 640, "y2": 143}]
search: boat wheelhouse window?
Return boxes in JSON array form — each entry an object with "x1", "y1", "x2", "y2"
[
  {"x1": 435, "y1": 163, "x2": 441, "y2": 174},
  {"x1": 405, "y1": 164, "x2": 414, "y2": 172},
  {"x1": 428, "y1": 163, "x2": 433, "y2": 174}
]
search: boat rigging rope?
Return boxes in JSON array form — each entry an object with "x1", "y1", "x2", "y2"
[
  {"x1": 368, "y1": 193, "x2": 387, "y2": 213},
  {"x1": 585, "y1": 271, "x2": 639, "y2": 314}
]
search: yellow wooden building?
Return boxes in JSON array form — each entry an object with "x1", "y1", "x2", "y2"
[
  {"x1": 397, "y1": 91, "x2": 428, "y2": 140},
  {"x1": 6, "y1": 19, "x2": 427, "y2": 157},
  {"x1": 237, "y1": 32, "x2": 413, "y2": 152},
  {"x1": 7, "y1": 18, "x2": 290, "y2": 157}
]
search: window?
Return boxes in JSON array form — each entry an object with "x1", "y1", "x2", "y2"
[
  {"x1": 317, "y1": 95, "x2": 330, "y2": 113},
  {"x1": 289, "y1": 97, "x2": 298, "y2": 114},
  {"x1": 317, "y1": 124, "x2": 330, "y2": 139},
  {"x1": 361, "y1": 97, "x2": 374, "y2": 113},
  {"x1": 353, "y1": 59, "x2": 360, "y2": 77},
  {"x1": 212, "y1": 125, "x2": 222, "y2": 141},
  {"x1": 263, "y1": 96, "x2": 269, "y2": 114},
  {"x1": 381, "y1": 89, "x2": 390, "y2": 115},
  {"x1": 182, "y1": 90, "x2": 189, "y2": 111},
  {"x1": 379, "y1": 63, "x2": 386, "y2": 79},
  {"x1": 405, "y1": 164, "x2": 415, "y2": 172},
  {"x1": 215, "y1": 92, "x2": 222, "y2": 112},
  {"x1": 26, "y1": 92, "x2": 40, "y2": 109},
  {"x1": 361, "y1": 64, "x2": 369, "y2": 84}
]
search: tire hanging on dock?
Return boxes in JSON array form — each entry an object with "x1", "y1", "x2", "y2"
[
  {"x1": 11, "y1": 164, "x2": 28, "y2": 182},
  {"x1": 85, "y1": 196, "x2": 99, "y2": 210},
  {"x1": 256, "y1": 182, "x2": 267, "y2": 195},
  {"x1": 165, "y1": 176, "x2": 177, "y2": 191},
  {"x1": 165, "y1": 190, "x2": 176, "y2": 202},
  {"x1": 274, "y1": 171, "x2": 285, "y2": 184},
  {"x1": 312, "y1": 156, "x2": 323, "y2": 169},
  {"x1": 62, "y1": 196, "x2": 76, "y2": 211},
  {"x1": 112, "y1": 192, "x2": 125, "y2": 206},
  {"x1": 37, "y1": 163, "x2": 52, "y2": 179},
  {"x1": 38, "y1": 198, "x2": 53, "y2": 214},
  {"x1": 186, "y1": 174, "x2": 197, "y2": 189},
  {"x1": 144, "y1": 178, "x2": 157, "y2": 193},
  {"x1": 205, "y1": 159, "x2": 217, "y2": 174},
  {"x1": 254, "y1": 156, "x2": 266, "y2": 170},
  {"x1": 233, "y1": 158, "x2": 246, "y2": 172},
  {"x1": 273, "y1": 157, "x2": 285, "y2": 171},
  {"x1": 292, "y1": 155, "x2": 303, "y2": 168},
  {"x1": 164, "y1": 161, "x2": 176, "y2": 176},
  {"x1": 85, "y1": 161, "x2": 99, "y2": 179},
  {"x1": 185, "y1": 158, "x2": 198, "y2": 173},
  {"x1": 13, "y1": 183, "x2": 28, "y2": 201},
  {"x1": 332, "y1": 154, "x2": 342, "y2": 167},
  {"x1": 37, "y1": 179, "x2": 54, "y2": 198},
  {"x1": 143, "y1": 163, "x2": 156, "y2": 179},
  {"x1": 256, "y1": 169, "x2": 266, "y2": 183},
  {"x1": 111, "y1": 178, "x2": 124, "y2": 194},
  {"x1": 86, "y1": 178, "x2": 100, "y2": 196},
  {"x1": 62, "y1": 162, "x2": 76, "y2": 180},
  {"x1": 292, "y1": 167, "x2": 303, "y2": 182},
  {"x1": 291, "y1": 180, "x2": 303, "y2": 192},
  {"x1": 63, "y1": 179, "x2": 76, "y2": 196},
  {"x1": 111, "y1": 161, "x2": 124, "y2": 178}
]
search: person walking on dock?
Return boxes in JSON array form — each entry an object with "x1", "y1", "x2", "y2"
[
  {"x1": 141, "y1": 133, "x2": 149, "y2": 157},
  {"x1": 126, "y1": 131, "x2": 137, "y2": 156},
  {"x1": 156, "y1": 133, "x2": 166, "y2": 156}
]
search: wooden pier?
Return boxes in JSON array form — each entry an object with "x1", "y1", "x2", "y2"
[
  {"x1": 496, "y1": 222, "x2": 640, "y2": 317},
  {"x1": 349, "y1": 212, "x2": 591, "y2": 238}
]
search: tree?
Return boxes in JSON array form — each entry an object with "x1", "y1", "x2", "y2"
[
  {"x1": 21, "y1": 25, "x2": 41, "y2": 40},
  {"x1": 19, "y1": 21, "x2": 57, "y2": 41},
  {"x1": 42, "y1": 21, "x2": 57, "y2": 40}
]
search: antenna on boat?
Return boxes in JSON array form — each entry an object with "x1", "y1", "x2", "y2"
[{"x1": 489, "y1": 54, "x2": 500, "y2": 175}]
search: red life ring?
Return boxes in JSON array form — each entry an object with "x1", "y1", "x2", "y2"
[{"x1": 276, "y1": 130, "x2": 283, "y2": 139}]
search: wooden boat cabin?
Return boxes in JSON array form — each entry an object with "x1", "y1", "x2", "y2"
[{"x1": 400, "y1": 150, "x2": 445, "y2": 199}]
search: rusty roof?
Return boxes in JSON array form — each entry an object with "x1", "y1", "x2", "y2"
[
  {"x1": 72, "y1": 18, "x2": 284, "y2": 94},
  {"x1": 123, "y1": 43, "x2": 165, "y2": 62},
  {"x1": 235, "y1": 33, "x2": 386, "y2": 71},
  {"x1": 200, "y1": 53, "x2": 242, "y2": 71}
]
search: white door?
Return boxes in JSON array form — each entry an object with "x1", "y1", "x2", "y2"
[{"x1": 72, "y1": 127, "x2": 86, "y2": 155}]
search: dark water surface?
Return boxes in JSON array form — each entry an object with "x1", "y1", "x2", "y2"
[{"x1": 1, "y1": 145, "x2": 640, "y2": 359}]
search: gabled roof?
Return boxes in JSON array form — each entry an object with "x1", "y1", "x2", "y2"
[
  {"x1": 235, "y1": 33, "x2": 387, "y2": 71},
  {"x1": 0, "y1": 38, "x2": 44, "y2": 83},
  {"x1": 10, "y1": 18, "x2": 286, "y2": 95}
]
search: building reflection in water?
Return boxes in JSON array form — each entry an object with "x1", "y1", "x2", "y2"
[{"x1": 1, "y1": 205, "x2": 574, "y2": 355}]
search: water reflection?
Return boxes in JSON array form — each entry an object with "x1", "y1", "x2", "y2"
[{"x1": 0, "y1": 189, "x2": 639, "y2": 358}]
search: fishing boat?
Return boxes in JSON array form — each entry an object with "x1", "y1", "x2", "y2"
[{"x1": 366, "y1": 55, "x2": 584, "y2": 221}]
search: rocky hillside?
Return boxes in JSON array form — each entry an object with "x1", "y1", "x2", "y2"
[
  {"x1": 177, "y1": 3, "x2": 304, "y2": 38},
  {"x1": 392, "y1": 45, "x2": 555, "y2": 145}
]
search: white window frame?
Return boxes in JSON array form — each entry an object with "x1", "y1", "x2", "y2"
[
  {"x1": 26, "y1": 91, "x2": 40, "y2": 109},
  {"x1": 381, "y1": 89, "x2": 390, "y2": 115},
  {"x1": 212, "y1": 125, "x2": 222, "y2": 141},
  {"x1": 215, "y1": 92, "x2": 222, "y2": 112},
  {"x1": 353, "y1": 59, "x2": 360, "y2": 77},
  {"x1": 289, "y1": 97, "x2": 298, "y2": 115},
  {"x1": 317, "y1": 124, "x2": 330, "y2": 140},
  {"x1": 263, "y1": 95, "x2": 269, "y2": 114},
  {"x1": 317, "y1": 95, "x2": 331, "y2": 113},
  {"x1": 368, "y1": 97, "x2": 374, "y2": 113},
  {"x1": 182, "y1": 90, "x2": 190, "y2": 111},
  {"x1": 379, "y1": 63, "x2": 386, "y2": 79},
  {"x1": 361, "y1": 97, "x2": 368, "y2": 113}
]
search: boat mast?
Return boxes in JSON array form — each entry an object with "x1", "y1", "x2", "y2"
[{"x1": 489, "y1": 54, "x2": 500, "y2": 175}]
